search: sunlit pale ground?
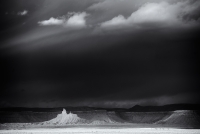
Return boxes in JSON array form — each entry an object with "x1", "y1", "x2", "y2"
[{"x1": 0, "y1": 128, "x2": 200, "y2": 134}]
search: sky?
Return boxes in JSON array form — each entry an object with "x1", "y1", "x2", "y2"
[{"x1": 0, "y1": 0, "x2": 200, "y2": 108}]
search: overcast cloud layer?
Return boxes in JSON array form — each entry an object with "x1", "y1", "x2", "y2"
[{"x1": 0, "y1": 0, "x2": 200, "y2": 108}]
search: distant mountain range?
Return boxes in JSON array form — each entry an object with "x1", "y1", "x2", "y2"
[
  {"x1": 1, "y1": 104, "x2": 200, "y2": 128},
  {"x1": 129, "y1": 104, "x2": 200, "y2": 112},
  {"x1": 0, "y1": 103, "x2": 200, "y2": 112}
]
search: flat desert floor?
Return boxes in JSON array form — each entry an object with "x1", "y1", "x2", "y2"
[{"x1": 0, "y1": 128, "x2": 200, "y2": 134}]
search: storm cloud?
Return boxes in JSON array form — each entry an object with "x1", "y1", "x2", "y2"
[{"x1": 0, "y1": 0, "x2": 199, "y2": 108}]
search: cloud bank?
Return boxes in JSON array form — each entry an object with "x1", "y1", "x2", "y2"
[
  {"x1": 38, "y1": 17, "x2": 64, "y2": 26},
  {"x1": 38, "y1": 12, "x2": 89, "y2": 28},
  {"x1": 100, "y1": 0, "x2": 200, "y2": 30},
  {"x1": 36, "y1": 1, "x2": 200, "y2": 32}
]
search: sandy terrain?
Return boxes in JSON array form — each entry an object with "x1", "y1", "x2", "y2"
[{"x1": 0, "y1": 128, "x2": 200, "y2": 134}]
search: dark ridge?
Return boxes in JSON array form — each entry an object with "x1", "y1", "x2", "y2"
[
  {"x1": 0, "y1": 106, "x2": 127, "y2": 112},
  {"x1": 1, "y1": 104, "x2": 199, "y2": 112},
  {"x1": 129, "y1": 104, "x2": 200, "y2": 112}
]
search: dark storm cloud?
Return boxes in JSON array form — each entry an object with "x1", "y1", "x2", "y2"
[
  {"x1": 0, "y1": 0, "x2": 200, "y2": 108},
  {"x1": 1, "y1": 30, "x2": 199, "y2": 107}
]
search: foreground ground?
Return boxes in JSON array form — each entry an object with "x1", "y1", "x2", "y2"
[{"x1": 0, "y1": 128, "x2": 200, "y2": 134}]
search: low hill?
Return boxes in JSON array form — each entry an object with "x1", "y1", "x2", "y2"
[{"x1": 156, "y1": 110, "x2": 200, "y2": 128}]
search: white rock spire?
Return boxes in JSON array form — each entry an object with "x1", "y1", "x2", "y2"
[{"x1": 62, "y1": 108, "x2": 67, "y2": 114}]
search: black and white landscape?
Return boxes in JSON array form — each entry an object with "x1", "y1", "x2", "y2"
[
  {"x1": 0, "y1": 104, "x2": 200, "y2": 133},
  {"x1": 0, "y1": 0, "x2": 200, "y2": 133}
]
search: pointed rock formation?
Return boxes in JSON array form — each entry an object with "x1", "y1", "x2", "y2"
[
  {"x1": 62, "y1": 108, "x2": 66, "y2": 114},
  {"x1": 40, "y1": 109, "x2": 121, "y2": 125},
  {"x1": 42, "y1": 109, "x2": 86, "y2": 125}
]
